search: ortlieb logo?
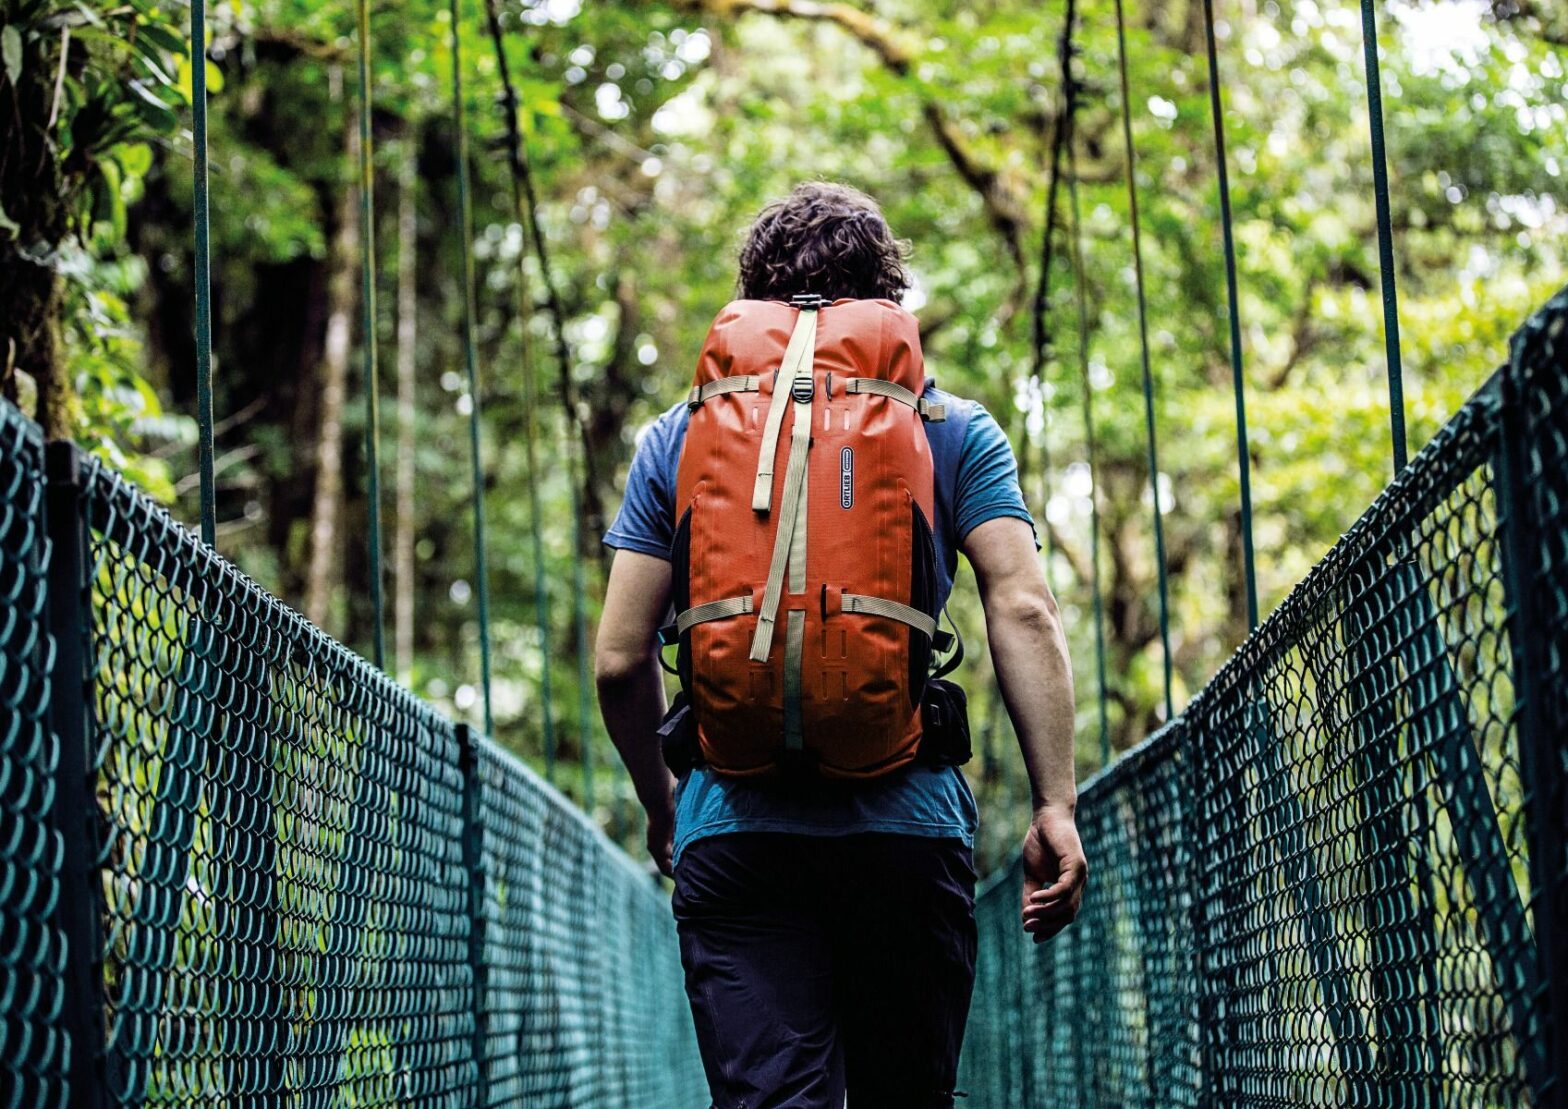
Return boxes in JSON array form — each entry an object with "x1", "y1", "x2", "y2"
[{"x1": 840, "y1": 447, "x2": 854, "y2": 509}]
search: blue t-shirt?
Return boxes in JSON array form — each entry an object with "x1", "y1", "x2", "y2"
[{"x1": 603, "y1": 383, "x2": 1034, "y2": 864}]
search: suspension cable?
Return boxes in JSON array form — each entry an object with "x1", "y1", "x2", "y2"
[
  {"x1": 1066, "y1": 150, "x2": 1111, "y2": 770},
  {"x1": 1358, "y1": 0, "x2": 1408, "y2": 473},
  {"x1": 190, "y1": 0, "x2": 215, "y2": 547},
  {"x1": 1112, "y1": 0, "x2": 1174, "y2": 721},
  {"x1": 354, "y1": 0, "x2": 386, "y2": 667},
  {"x1": 447, "y1": 0, "x2": 495, "y2": 736},
  {"x1": 480, "y1": 0, "x2": 557, "y2": 777},
  {"x1": 1026, "y1": 0, "x2": 1077, "y2": 599},
  {"x1": 484, "y1": 29, "x2": 598, "y2": 795},
  {"x1": 483, "y1": 0, "x2": 603, "y2": 789},
  {"x1": 1059, "y1": 85, "x2": 1112, "y2": 769},
  {"x1": 1200, "y1": 0, "x2": 1260, "y2": 632}
]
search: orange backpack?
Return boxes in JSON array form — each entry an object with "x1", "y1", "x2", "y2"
[{"x1": 665, "y1": 296, "x2": 955, "y2": 779}]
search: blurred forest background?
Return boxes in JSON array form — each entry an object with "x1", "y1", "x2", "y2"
[{"x1": 2, "y1": 0, "x2": 1563, "y2": 868}]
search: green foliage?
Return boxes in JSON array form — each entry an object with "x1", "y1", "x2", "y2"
[{"x1": 34, "y1": 0, "x2": 1568, "y2": 862}]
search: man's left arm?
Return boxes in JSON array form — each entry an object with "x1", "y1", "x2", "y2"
[{"x1": 963, "y1": 517, "x2": 1086, "y2": 941}]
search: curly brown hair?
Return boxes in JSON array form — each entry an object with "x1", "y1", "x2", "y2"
[{"x1": 737, "y1": 182, "x2": 912, "y2": 304}]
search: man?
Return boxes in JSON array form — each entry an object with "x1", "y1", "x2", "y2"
[{"x1": 596, "y1": 182, "x2": 1084, "y2": 1109}]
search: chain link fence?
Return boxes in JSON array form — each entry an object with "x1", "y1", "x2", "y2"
[
  {"x1": 0, "y1": 404, "x2": 68, "y2": 1107},
  {"x1": 3, "y1": 288, "x2": 1564, "y2": 1105},
  {"x1": 0, "y1": 413, "x2": 704, "y2": 1106},
  {"x1": 960, "y1": 288, "x2": 1568, "y2": 1106}
]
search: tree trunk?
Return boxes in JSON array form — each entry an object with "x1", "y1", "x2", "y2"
[
  {"x1": 393, "y1": 144, "x2": 418, "y2": 683},
  {"x1": 1, "y1": 28, "x2": 73, "y2": 434},
  {"x1": 304, "y1": 119, "x2": 361, "y2": 630}
]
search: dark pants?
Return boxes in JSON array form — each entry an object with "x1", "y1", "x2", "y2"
[{"x1": 672, "y1": 833, "x2": 978, "y2": 1109}]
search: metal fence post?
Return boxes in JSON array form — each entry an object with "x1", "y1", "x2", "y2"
[
  {"x1": 458, "y1": 723, "x2": 490, "y2": 1106},
  {"x1": 44, "y1": 441, "x2": 111, "y2": 1107},
  {"x1": 1495, "y1": 297, "x2": 1568, "y2": 1109}
]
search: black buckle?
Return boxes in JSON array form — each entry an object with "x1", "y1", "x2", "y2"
[
  {"x1": 790, "y1": 293, "x2": 827, "y2": 310},
  {"x1": 791, "y1": 376, "x2": 815, "y2": 403}
]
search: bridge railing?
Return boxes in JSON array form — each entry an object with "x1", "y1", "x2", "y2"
[
  {"x1": 961, "y1": 288, "x2": 1568, "y2": 1106},
  {"x1": 0, "y1": 406, "x2": 705, "y2": 1105}
]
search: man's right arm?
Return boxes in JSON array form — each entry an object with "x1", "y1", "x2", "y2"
[{"x1": 594, "y1": 549, "x2": 678, "y2": 876}]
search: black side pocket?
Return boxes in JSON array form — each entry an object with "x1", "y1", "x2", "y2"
[
  {"x1": 919, "y1": 678, "x2": 972, "y2": 767},
  {"x1": 659, "y1": 690, "x2": 702, "y2": 775},
  {"x1": 670, "y1": 506, "x2": 694, "y2": 693},
  {"x1": 909, "y1": 501, "x2": 939, "y2": 704}
]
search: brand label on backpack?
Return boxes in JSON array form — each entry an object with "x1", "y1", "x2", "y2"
[{"x1": 840, "y1": 448, "x2": 854, "y2": 509}]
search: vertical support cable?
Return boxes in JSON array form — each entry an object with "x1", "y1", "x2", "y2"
[
  {"x1": 483, "y1": 1, "x2": 594, "y2": 789},
  {"x1": 189, "y1": 0, "x2": 215, "y2": 547},
  {"x1": 481, "y1": 0, "x2": 556, "y2": 775},
  {"x1": 576, "y1": 540, "x2": 594, "y2": 808},
  {"x1": 1113, "y1": 0, "x2": 1174, "y2": 720},
  {"x1": 1358, "y1": 0, "x2": 1408, "y2": 473},
  {"x1": 1358, "y1": 14, "x2": 1442, "y2": 1078},
  {"x1": 447, "y1": 0, "x2": 495, "y2": 737},
  {"x1": 354, "y1": 0, "x2": 385, "y2": 668},
  {"x1": 394, "y1": 147, "x2": 419, "y2": 685},
  {"x1": 1028, "y1": 0, "x2": 1077, "y2": 601},
  {"x1": 456, "y1": 725, "x2": 490, "y2": 1102},
  {"x1": 1066, "y1": 149, "x2": 1111, "y2": 770},
  {"x1": 1200, "y1": 0, "x2": 1259, "y2": 631}
]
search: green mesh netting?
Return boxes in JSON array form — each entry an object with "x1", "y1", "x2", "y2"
[
  {"x1": 0, "y1": 424, "x2": 704, "y2": 1106},
  {"x1": 3, "y1": 288, "x2": 1563, "y2": 1108},
  {"x1": 474, "y1": 741, "x2": 706, "y2": 1106},
  {"x1": 959, "y1": 287, "x2": 1568, "y2": 1107},
  {"x1": 80, "y1": 458, "x2": 479, "y2": 1103},
  {"x1": 0, "y1": 404, "x2": 67, "y2": 1107}
]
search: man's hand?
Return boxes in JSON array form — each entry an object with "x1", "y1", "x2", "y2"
[
  {"x1": 1021, "y1": 806, "x2": 1087, "y2": 943},
  {"x1": 646, "y1": 805, "x2": 676, "y2": 879}
]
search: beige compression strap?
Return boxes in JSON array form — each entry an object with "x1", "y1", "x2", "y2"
[
  {"x1": 689, "y1": 375, "x2": 760, "y2": 408},
  {"x1": 752, "y1": 309, "x2": 818, "y2": 513},
  {"x1": 675, "y1": 595, "x2": 754, "y2": 635},
  {"x1": 844, "y1": 377, "x2": 946, "y2": 421},
  {"x1": 749, "y1": 392, "x2": 814, "y2": 662},
  {"x1": 841, "y1": 593, "x2": 939, "y2": 638},
  {"x1": 783, "y1": 610, "x2": 806, "y2": 751}
]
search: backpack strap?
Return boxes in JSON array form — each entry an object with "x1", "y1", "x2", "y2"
[
  {"x1": 675, "y1": 594, "x2": 754, "y2": 634},
  {"x1": 749, "y1": 306, "x2": 820, "y2": 662},
  {"x1": 688, "y1": 375, "x2": 761, "y2": 409},
  {"x1": 844, "y1": 377, "x2": 947, "y2": 422},
  {"x1": 841, "y1": 593, "x2": 939, "y2": 638},
  {"x1": 751, "y1": 307, "x2": 819, "y2": 513}
]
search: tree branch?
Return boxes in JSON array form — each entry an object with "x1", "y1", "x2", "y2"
[{"x1": 678, "y1": 0, "x2": 1030, "y2": 291}]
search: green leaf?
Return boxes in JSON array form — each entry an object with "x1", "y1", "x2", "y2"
[
  {"x1": 2, "y1": 25, "x2": 22, "y2": 88},
  {"x1": 114, "y1": 141, "x2": 152, "y2": 177},
  {"x1": 0, "y1": 201, "x2": 19, "y2": 238}
]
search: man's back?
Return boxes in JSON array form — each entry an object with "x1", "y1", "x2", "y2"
[
  {"x1": 604, "y1": 377, "x2": 1031, "y2": 866},
  {"x1": 593, "y1": 181, "x2": 1085, "y2": 1109}
]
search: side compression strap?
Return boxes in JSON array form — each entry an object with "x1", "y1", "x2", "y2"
[
  {"x1": 844, "y1": 377, "x2": 947, "y2": 422},
  {"x1": 752, "y1": 309, "x2": 818, "y2": 513},
  {"x1": 676, "y1": 594, "x2": 754, "y2": 635},
  {"x1": 689, "y1": 375, "x2": 761, "y2": 408},
  {"x1": 841, "y1": 593, "x2": 939, "y2": 639}
]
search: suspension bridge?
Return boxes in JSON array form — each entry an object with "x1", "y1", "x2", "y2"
[{"x1": 1, "y1": 0, "x2": 1565, "y2": 1104}]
